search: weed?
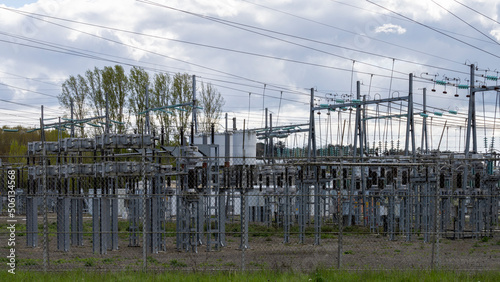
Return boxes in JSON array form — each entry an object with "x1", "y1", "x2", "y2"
[
  {"x1": 20, "y1": 258, "x2": 40, "y2": 266},
  {"x1": 84, "y1": 258, "x2": 96, "y2": 267},
  {"x1": 147, "y1": 256, "x2": 160, "y2": 265},
  {"x1": 53, "y1": 259, "x2": 70, "y2": 264},
  {"x1": 169, "y1": 259, "x2": 187, "y2": 267}
]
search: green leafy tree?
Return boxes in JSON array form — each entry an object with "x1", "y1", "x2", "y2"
[
  {"x1": 9, "y1": 140, "x2": 28, "y2": 164},
  {"x1": 8, "y1": 138, "x2": 27, "y2": 165},
  {"x1": 171, "y1": 73, "x2": 192, "y2": 138},
  {"x1": 152, "y1": 72, "x2": 173, "y2": 143},
  {"x1": 57, "y1": 66, "x2": 224, "y2": 138},
  {"x1": 199, "y1": 81, "x2": 225, "y2": 133},
  {"x1": 128, "y1": 67, "x2": 150, "y2": 134},
  {"x1": 102, "y1": 65, "x2": 129, "y2": 133},
  {"x1": 59, "y1": 74, "x2": 88, "y2": 137},
  {"x1": 85, "y1": 67, "x2": 105, "y2": 135}
]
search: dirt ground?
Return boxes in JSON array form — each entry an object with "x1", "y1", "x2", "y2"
[{"x1": 1, "y1": 215, "x2": 499, "y2": 272}]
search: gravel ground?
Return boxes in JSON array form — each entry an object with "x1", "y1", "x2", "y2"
[{"x1": 1, "y1": 216, "x2": 499, "y2": 272}]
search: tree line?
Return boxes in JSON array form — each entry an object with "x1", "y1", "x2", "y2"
[
  {"x1": 0, "y1": 127, "x2": 67, "y2": 164},
  {"x1": 58, "y1": 65, "x2": 225, "y2": 142}
]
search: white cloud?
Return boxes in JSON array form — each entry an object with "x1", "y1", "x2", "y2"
[
  {"x1": 490, "y1": 29, "x2": 500, "y2": 42},
  {"x1": 375, "y1": 23, "x2": 406, "y2": 35}
]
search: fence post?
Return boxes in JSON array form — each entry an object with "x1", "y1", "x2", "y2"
[
  {"x1": 142, "y1": 150, "x2": 147, "y2": 272},
  {"x1": 240, "y1": 190, "x2": 248, "y2": 271},
  {"x1": 337, "y1": 192, "x2": 343, "y2": 269},
  {"x1": 42, "y1": 130, "x2": 49, "y2": 272},
  {"x1": 431, "y1": 173, "x2": 440, "y2": 269}
]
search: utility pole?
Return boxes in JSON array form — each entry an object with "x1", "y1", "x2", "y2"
[
  {"x1": 145, "y1": 87, "x2": 150, "y2": 135},
  {"x1": 421, "y1": 88, "x2": 429, "y2": 154},
  {"x1": 404, "y1": 73, "x2": 415, "y2": 158},
  {"x1": 70, "y1": 99, "x2": 74, "y2": 138},
  {"x1": 105, "y1": 92, "x2": 110, "y2": 135},
  {"x1": 465, "y1": 64, "x2": 477, "y2": 155},
  {"x1": 192, "y1": 75, "x2": 198, "y2": 134},
  {"x1": 307, "y1": 88, "x2": 317, "y2": 161}
]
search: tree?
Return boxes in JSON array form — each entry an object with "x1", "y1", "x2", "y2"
[
  {"x1": 151, "y1": 72, "x2": 173, "y2": 143},
  {"x1": 59, "y1": 74, "x2": 88, "y2": 137},
  {"x1": 199, "y1": 81, "x2": 225, "y2": 133},
  {"x1": 170, "y1": 73, "x2": 192, "y2": 138},
  {"x1": 128, "y1": 66, "x2": 150, "y2": 134},
  {"x1": 8, "y1": 139, "x2": 26, "y2": 165},
  {"x1": 85, "y1": 67, "x2": 105, "y2": 135},
  {"x1": 102, "y1": 65, "x2": 129, "y2": 133},
  {"x1": 57, "y1": 66, "x2": 224, "y2": 138}
]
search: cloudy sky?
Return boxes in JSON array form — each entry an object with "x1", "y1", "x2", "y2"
[{"x1": 1, "y1": 0, "x2": 500, "y2": 152}]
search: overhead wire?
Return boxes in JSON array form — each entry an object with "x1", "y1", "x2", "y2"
[
  {"x1": 1, "y1": 1, "x2": 498, "y2": 136},
  {"x1": 0, "y1": 8, "x2": 277, "y2": 90},
  {"x1": 1, "y1": 6, "x2": 346, "y2": 100},
  {"x1": 366, "y1": 0, "x2": 500, "y2": 60},
  {"x1": 430, "y1": 0, "x2": 500, "y2": 45},
  {"x1": 1, "y1": 5, "x2": 452, "y2": 77},
  {"x1": 0, "y1": 2, "x2": 478, "y2": 104},
  {"x1": 452, "y1": 0, "x2": 500, "y2": 26},
  {"x1": 330, "y1": 0, "x2": 498, "y2": 45},
  {"x1": 243, "y1": 0, "x2": 468, "y2": 68},
  {"x1": 137, "y1": 0, "x2": 471, "y2": 78}
]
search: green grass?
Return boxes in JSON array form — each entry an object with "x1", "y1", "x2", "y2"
[
  {"x1": 1, "y1": 269, "x2": 499, "y2": 282},
  {"x1": 0, "y1": 220, "x2": 357, "y2": 240}
]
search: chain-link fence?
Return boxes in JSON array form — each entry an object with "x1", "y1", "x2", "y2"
[{"x1": 1, "y1": 148, "x2": 499, "y2": 272}]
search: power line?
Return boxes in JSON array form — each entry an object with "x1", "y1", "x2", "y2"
[
  {"x1": 328, "y1": 0, "x2": 498, "y2": 46},
  {"x1": 244, "y1": 0, "x2": 468, "y2": 68},
  {"x1": 137, "y1": 0, "x2": 468, "y2": 78},
  {"x1": 0, "y1": 6, "x2": 415, "y2": 105},
  {"x1": 430, "y1": 0, "x2": 499, "y2": 45},
  {"x1": 0, "y1": 80, "x2": 59, "y2": 98},
  {"x1": 1, "y1": 7, "x2": 315, "y2": 97},
  {"x1": 1, "y1": 6, "x2": 414, "y2": 84},
  {"x1": 453, "y1": 0, "x2": 500, "y2": 26},
  {"x1": 1, "y1": 1, "x2": 496, "y2": 130},
  {"x1": 0, "y1": 70, "x2": 61, "y2": 87},
  {"x1": 0, "y1": 97, "x2": 57, "y2": 113},
  {"x1": 1, "y1": 3, "x2": 477, "y2": 101},
  {"x1": 366, "y1": 0, "x2": 500, "y2": 60}
]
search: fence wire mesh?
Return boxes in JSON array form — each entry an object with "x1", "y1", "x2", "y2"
[{"x1": 1, "y1": 151, "x2": 499, "y2": 272}]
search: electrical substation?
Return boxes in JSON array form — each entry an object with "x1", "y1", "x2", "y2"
[{"x1": 1, "y1": 66, "x2": 500, "y2": 270}]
